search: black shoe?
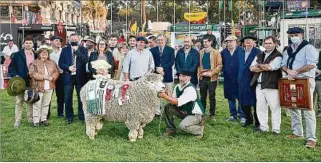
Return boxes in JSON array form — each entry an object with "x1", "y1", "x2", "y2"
[
  {"x1": 34, "y1": 123, "x2": 39, "y2": 127},
  {"x1": 242, "y1": 123, "x2": 252, "y2": 128},
  {"x1": 273, "y1": 131, "x2": 279, "y2": 135},
  {"x1": 253, "y1": 127, "x2": 266, "y2": 133},
  {"x1": 58, "y1": 115, "x2": 64, "y2": 118},
  {"x1": 67, "y1": 120, "x2": 73, "y2": 124},
  {"x1": 41, "y1": 120, "x2": 50, "y2": 126}
]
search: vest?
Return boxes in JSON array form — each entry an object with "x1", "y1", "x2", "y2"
[
  {"x1": 175, "y1": 83, "x2": 205, "y2": 115},
  {"x1": 251, "y1": 48, "x2": 282, "y2": 89}
]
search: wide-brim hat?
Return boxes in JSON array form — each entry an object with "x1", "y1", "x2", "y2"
[
  {"x1": 6, "y1": 77, "x2": 26, "y2": 96},
  {"x1": 225, "y1": 35, "x2": 238, "y2": 41},
  {"x1": 36, "y1": 45, "x2": 53, "y2": 54},
  {"x1": 83, "y1": 37, "x2": 97, "y2": 45}
]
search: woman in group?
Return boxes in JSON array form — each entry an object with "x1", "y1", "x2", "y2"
[
  {"x1": 29, "y1": 44, "x2": 60, "y2": 127},
  {"x1": 88, "y1": 39, "x2": 115, "y2": 79},
  {"x1": 114, "y1": 42, "x2": 128, "y2": 81}
]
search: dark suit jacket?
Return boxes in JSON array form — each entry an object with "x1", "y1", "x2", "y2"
[
  {"x1": 88, "y1": 51, "x2": 115, "y2": 80},
  {"x1": 59, "y1": 45, "x2": 88, "y2": 86},
  {"x1": 175, "y1": 47, "x2": 200, "y2": 83},
  {"x1": 150, "y1": 45, "x2": 175, "y2": 82},
  {"x1": 8, "y1": 49, "x2": 37, "y2": 86}
]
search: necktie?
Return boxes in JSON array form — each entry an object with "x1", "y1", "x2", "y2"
[
  {"x1": 71, "y1": 49, "x2": 75, "y2": 65},
  {"x1": 159, "y1": 47, "x2": 163, "y2": 57}
]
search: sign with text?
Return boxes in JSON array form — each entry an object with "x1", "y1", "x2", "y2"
[
  {"x1": 184, "y1": 12, "x2": 207, "y2": 24},
  {"x1": 287, "y1": 0, "x2": 310, "y2": 10}
]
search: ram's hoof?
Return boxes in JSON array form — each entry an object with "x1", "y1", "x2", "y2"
[
  {"x1": 138, "y1": 135, "x2": 143, "y2": 139},
  {"x1": 89, "y1": 136, "x2": 95, "y2": 140},
  {"x1": 129, "y1": 138, "x2": 137, "y2": 142}
]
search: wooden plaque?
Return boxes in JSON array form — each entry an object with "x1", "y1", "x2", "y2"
[{"x1": 278, "y1": 78, "x2": 312, "y2": 110}]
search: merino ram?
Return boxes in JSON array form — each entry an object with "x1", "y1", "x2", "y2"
[{"x1": 80, "y1": 73, "x2": 165, "y2": 142}]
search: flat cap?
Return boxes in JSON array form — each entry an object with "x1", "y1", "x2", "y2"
[
  {"x1": 225, "y1": 35, "x2": 238, "y2": 41},
  {"x1": 180, "y1": 70, "x2": 193, "y2": 77},
  {"x1": 287, "y1": 27, "x2": 304, "y2": 34},
  {"x1": 136, "y1": 36, "x2": 148, "y2": 44},
  {"x1": 50, "y1": 35, "x2": 63, "y2": 41}
]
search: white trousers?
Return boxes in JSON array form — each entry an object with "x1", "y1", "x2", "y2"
[
  {"x1": 156, "y1": 82, "x2": 174, "y2": 115},
  {"x1": 256, "y1": 84, "x2": 281, "y2": 133},
  {"x1": 33, "y1": 89, "x2": 53, "y2": 123}
]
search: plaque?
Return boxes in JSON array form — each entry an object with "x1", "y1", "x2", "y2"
[{"x1": 278, "y1": 78, "x2": 312, "y2": 110}]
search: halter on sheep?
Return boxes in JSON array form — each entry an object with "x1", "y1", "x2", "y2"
[{"x1": 80, "y1": 60, "x2": 166, "y2": 141}]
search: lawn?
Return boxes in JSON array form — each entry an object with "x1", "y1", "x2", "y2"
[{"x1": 1, "y1": 84, "x2": 320, "y2": 162}]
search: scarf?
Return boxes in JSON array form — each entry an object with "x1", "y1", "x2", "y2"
[{"x1": 286, "y1": 40, "x2": 309, "y2": 69}]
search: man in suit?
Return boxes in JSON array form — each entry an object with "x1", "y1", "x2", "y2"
[
  {"x1": 8, "y1": 36, "x2": 36, "y2": 128},
  {"x1": 175, "y1": 36, "x2": 200, "y2": 87},
  {"x1": 59, "y1": 33, "x2": 88, "y2": 124},
  {"x1": 150, "y1": 34, "x2": 175, "y2": 115}
]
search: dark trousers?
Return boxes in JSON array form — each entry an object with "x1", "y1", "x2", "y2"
[
  {"x1": 241, "y1": 105, "x2": 260, "y2": 126},
  {"x1": 64, "y1": 75, "x2": 84, "y2": 121},
  {"x1": 47, "y1": 75, "x2": 65, "y2": 119},
  {"x1": 199, "y1": 77, "x2": 217, "y2": 116}
]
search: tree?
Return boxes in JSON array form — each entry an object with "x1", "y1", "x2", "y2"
[{"x1": 82, "y1": 0, "x2": 106, "y2": 30}]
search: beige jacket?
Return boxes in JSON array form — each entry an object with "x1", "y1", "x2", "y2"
[
  {"x1": 198, "y1": 48, "x2": 223, "y2": 81},
  {"x1": 114, "y1": 52, "x2": 126, "y2": 80},
  {"x1": 29, "y1": 59, "x2": 59, "y2": 92}
]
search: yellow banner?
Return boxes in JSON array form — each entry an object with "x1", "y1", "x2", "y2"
[{"x1": 184, "y1": 12, "x2": 207, "y2": 22}]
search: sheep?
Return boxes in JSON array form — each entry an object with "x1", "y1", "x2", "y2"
[{"x1": 80, "y1": 73, "x2": 165, "y2": 142}]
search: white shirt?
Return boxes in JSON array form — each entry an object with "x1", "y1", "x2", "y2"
[
  {"x1": 172, "y1": 82, "x2": 203, "y2": 115},
  {"x1": 2, "y1": 44, "x2": 19, "y2": 57},
  {"x1": 44, "y1": 65, "x2": 50, "y2": 90},
  {"x1": 50, "y1": 48, "x2": 63, "y2": 73}
]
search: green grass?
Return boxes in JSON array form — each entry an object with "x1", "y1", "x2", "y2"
[{"x1": 1, "y1": 84, "x2": 321, "y2": 161}]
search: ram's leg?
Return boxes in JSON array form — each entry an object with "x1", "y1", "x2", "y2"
[
  {"x1": 138, "y1": 123, "x2": 146, "y2": 139},
  {"x1": 95, "y1": 118, "x2": 103, "y2": 136},
  {"x1": 86, "y1": 118, "x2": 96, "y2": 140},
  {"x1": 125, "y1": 120, "x2": 140, "y2": 142}
]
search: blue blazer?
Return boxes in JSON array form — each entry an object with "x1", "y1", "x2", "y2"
[
  {"x1": 238, "y1": 47, "x2": 261, "y2": 106},
  {"x1": 175, "y1": 48, "x2": 200, "y2": 85},
  {"x1": 150, "y1": 45, "x2": 175, "y2": 82},
  {"x1": 8, "y1": 49, "x2": 36, "y2": 87},
  {"x1": 59, "y1": 45, "x2": 88, "y2": 86}
]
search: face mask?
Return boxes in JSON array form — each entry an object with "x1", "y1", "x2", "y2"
[
  {"x1": 70, "y1": 41, "x2": 78, "y2": 46},
  {"x1": 291, "y1": 37, "x2": 301, "y2": 44},
  {"x1": 87, "y1": 45, "x2": 94, "y2": 49}
]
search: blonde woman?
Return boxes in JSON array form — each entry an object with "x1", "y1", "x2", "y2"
[
  {"x1": 114, "y1": 42, "x2": 128, "y2": 80},
  {"x1": 29, "y1": 45, "x2": 59, "y2": 127},
  {"x1": 88, "y1": 39, "x2": 115, "y2": 79}
]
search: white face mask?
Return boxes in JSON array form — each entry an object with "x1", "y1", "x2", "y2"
[{"x1": 291, "y1": 37, "x2": 301, "y2": 44}]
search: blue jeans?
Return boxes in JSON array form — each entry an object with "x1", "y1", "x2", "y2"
[
  {"x1": 228, "y1": 99, "x2": 244, "y2": 119},
  {"x1": 64, "y1": 76, "x2": 84, "y2": 121}
]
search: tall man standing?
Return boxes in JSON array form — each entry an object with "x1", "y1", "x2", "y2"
[
  {"x1": 250, "y1": 36, "x2": 282, "y2": 134},
  {"x1": 123, "y1": 36, "x2": 155, "y2": 81},
  {"x1": 175, "y1": 36, "x2": 200, "y2": 87},
  {"x1": 198, "y1": 35, "x2": 222, "y2": 120},
  {"x1": 281, "y1": 27, "x2": 318, "y2": 148},
  {"x1": 59, "y1": 33, "x2": 88, "y2": 124},
  {"x1": 238, "y1": 36, "x2": 261, "y2": 128},
  {"x1": 50, "y1": 35, "x2": 64, "y2": 118},
  {"x1": 221, "y1": 35, "x2": 245, "y2": 122},
  {"x1": 150, "y1": 34, "x2": 175, "y2": 115},
  {"x1": 8, "y1": 37, "x2": 36, "y2": 128}
]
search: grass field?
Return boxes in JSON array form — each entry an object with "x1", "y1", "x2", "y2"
[{"x1": 1, "y1": 84, "x2": 320, "y2": 162}]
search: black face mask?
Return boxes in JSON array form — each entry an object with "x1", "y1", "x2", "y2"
[
  {"x1": 70, "y1": 42, "x2": 78, "y2": 46},
  {"x1": 87, "y1": 45, "x2": 94, "y2": 49}
]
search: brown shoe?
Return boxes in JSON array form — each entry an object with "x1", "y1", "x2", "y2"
[
  {"x1": 305, "y1": 140, "x2": 316, "y2": 148},
  {"x1": 164, "y1": 130, "x2": 175, "y2": 136},
  {"x1": 286, "y1": 134, "x2": 304, "y2": 139},
  {"x1": 195, "y1": 135, "x2": 203, "y2": 140}
]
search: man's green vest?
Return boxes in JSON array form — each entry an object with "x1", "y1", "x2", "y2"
[{"x1": 175, "y1": 83, "x2": 205, "y2": 115}]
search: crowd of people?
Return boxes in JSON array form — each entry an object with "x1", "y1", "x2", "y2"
[{"x1": 0, "y1": 27, "x2": 319, "y2": 148}]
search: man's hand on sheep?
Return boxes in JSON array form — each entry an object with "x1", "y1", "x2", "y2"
[{"x1": 156, "y1": 67, "x2": 165, "y2": 76}]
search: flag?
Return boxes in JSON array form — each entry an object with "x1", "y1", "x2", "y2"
[
  {"x1": 219, "y1": 0, "x2": 224, "y2": 9},
  {"x1": 228, "y1": 0, "x2": 232, "y2": 11},
  {"x1": 131, "y1": 21, "x2": 137, "y2": 35},
  {"x1": 10, "y1": 12, "x2": 16, "y2": 24},
  {"x1": 231, "y1": 19, "x2": 235, "y2": 35}
]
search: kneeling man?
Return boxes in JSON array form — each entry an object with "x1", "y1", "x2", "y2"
[{"x1": 158, "y1": 70, "x2": 205, "y2": 139}]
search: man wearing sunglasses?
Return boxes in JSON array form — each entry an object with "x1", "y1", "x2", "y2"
[{"x1": 281, "y1": 27, "x2": 318, "y2": 148}]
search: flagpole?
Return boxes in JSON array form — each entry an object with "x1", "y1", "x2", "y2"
[
  {"x1": 111, "y1": 0, "x2": 113, "y2": 34},
  {"x1": 188, "y1": 0, "x2": 190, "y2": 36},
  {"x1": 224, "y1": 0, "x2": 226, "y2": 25},
  {"x1": 156, "y1": 1, "x2": 159, "y2": 22},
  {"x1": 174, "y1": 0, "x2": 176, "y2": 33},
  {"x1": 10, "y1": 1, "x2": 12, "y2": 34},
  {"x1": 206, "y1": 0, "x2": 208, "y2": 24},
  {"x1": 243, "y1": 0, "x2": 247, "y2": 36},
  {"x1": 219, "y1": 1, "x2": 220, "y2": 24},
  {"x1": 126, "y1": 1, "x2": 128, "y2": 40},
  {"x1": 22, "y1": 2, "x2": 24, "y2": 40}
]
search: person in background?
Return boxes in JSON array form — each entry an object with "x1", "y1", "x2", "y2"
[
  {"x1": 118, "y1": 35, "x2": 125, "y2": 43},
  {"x1": 29, "y1": 45, "x2": 59, "y2": 127},
  {"x1": 314, "y1": 51, "x2": 321, "y2": 117},
  {"x1": 281, "y1": 27, "x2": 318, "y2": 148},
  {"x1": 220, "y1": 35, "x2": 245, "y2": 123},
  {"x1": 49, "y1": 35, "x2": 64, "y2": 118},
  {"x1": 114, "y1": 43, "x2": 129, "y2": 81},
  {"x1": 198, "y1": 34, "x2": 222, "y2": 121},
  {"x1": 83, "y1": 37, "x2": 97, "y2": 57},
  {"x1": 88, "y1": 39, "x2": 115, "y2": 79},
  {"x1": 148, "y1": 36, "x2": 157, "y2": 49},
  {"x1": 108, "y1": 34, "x2": 119, "y2": 58},
  {"x1": 2, "y1": 39, "x2": 19, "y2": 58},
  {"x1": 194, "y1": 39, "x2": 202, "y2": 52},
  {"x1": 150, "y1": 34, "x2": 175, "y2": 115},
  {"x1": 8, "y1": 36, "x2": 36, "y2": 128},
  {"x1": 123, "y1": 36, "x2": 155, "y2": 81},
  {"x1": 238, "y1": 36, "x2": 261, "y2": 128},
  {"x1": 59, "y1": 33, "x2": 88, "y2": 124},
  {"x1": 204, "y1": 29, "x2": 217, "y2": 49},
  {"x1": 175, "y1": 36, "x2": 200, "y2": 87},
  {"x1": 128, "y1": 35, "x2": 137, "y2": 50}
]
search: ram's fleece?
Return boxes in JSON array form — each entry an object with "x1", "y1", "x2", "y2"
[{"x1": 80, "y1": 73, "x2": 165, "y2": 142}]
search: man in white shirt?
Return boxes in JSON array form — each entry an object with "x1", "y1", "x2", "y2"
[
  {"x1": 2, "y1": 39, "x2": 19, "y2": 57},
  {"x1": 158, "y1": 70, "x2": 205, "y2": 140}
]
